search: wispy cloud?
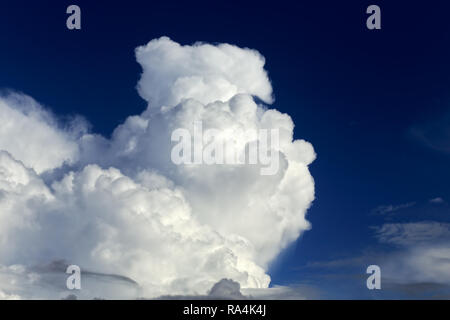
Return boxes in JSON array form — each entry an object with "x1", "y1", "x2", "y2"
[
  {"x1": 430, "y1": 197, "x2": 445, "y2": 204},
  {"x1": 409, "y1": 110, "x2": 450, "y2": 155},
  {"x1": 301, "y1": 220, "x2": 450, "y2": 299},
  {"x1": 371, "y1": 202, "x2": 416, "y2": 215},
  {"x1": 372, "y1": 221, "x2": 450, "y2": 246}
]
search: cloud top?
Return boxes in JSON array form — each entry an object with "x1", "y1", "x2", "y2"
[{"x1": 136, "y1": 37, "x2": 273, "y2": 108}]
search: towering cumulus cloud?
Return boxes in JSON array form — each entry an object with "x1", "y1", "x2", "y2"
[{"x1": 0, "y1": 37, "x2": 315, "y2": 299}]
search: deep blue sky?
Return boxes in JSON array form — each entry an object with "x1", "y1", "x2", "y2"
[{"x1": 1, "y1": 0, "x2": 449, "y2": 298}]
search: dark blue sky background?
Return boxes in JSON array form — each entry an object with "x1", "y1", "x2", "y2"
[{"x1": 1, "y1": 0, "x2": 449, "y2": 298}]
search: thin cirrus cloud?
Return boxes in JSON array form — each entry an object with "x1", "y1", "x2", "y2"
[
  {"x1": 430, "y1": 197, "x2": 445, "y2": 204},
  {"x1": 372, "y1": 221, "x2": 450, "y2": 246},
  {"x1": 409, "y1": 110, "x2": 450, "y2": 155},
  {"x1": 302, "y1": 221, "x2": 450, "y2": 298},
  {"x1": 374, "y1": 221, "x2": 450, "y2": 289},
  {"x1": 0, "y1": 37, "x2": 316, "y2": 299},
  {"x1": 371, "y1": 202, "x2": 416, "y2": 215},
  {"x1": 370, "y1": 221, "x2": 450, "y2": 289}
]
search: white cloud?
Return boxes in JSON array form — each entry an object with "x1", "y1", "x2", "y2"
[
  {"x1": 242, "y1": 285, "x2": 318, "y2": 300},
  {"x1": 0, "y1": 290, "x2": 20, "y2": 300},
  {"x1": 157, "y1": 279, "x2": 246, "y2": 300},
  {"x1": 0, "y1": 155, "x2": 269, "y2": 298},
  {"x1": 0, "y1": 37, "x2": 315, "y2": 299}
]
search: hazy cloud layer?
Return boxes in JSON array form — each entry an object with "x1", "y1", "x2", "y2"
[{"x1": 373, "y1": 221, "x2": 450, "y2": 286}]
